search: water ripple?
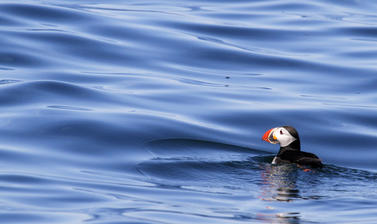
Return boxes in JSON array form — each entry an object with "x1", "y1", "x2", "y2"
[{"x1": 0, "y1": 0, "x2": 376, "y2": 223}]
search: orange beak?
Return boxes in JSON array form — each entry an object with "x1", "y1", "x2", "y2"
[{"x1": 262, "y1": 128, "x2": 278, "y2": 144}]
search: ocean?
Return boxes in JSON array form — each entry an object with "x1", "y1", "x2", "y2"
[{"x1": 0, "y1": 0, "x2": 376, "y2": 223}]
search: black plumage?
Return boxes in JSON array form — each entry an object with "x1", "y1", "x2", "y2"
[{"x1": 276, "y1": 146, "x2": 323, "y2": 168}]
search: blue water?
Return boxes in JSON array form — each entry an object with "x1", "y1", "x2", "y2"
[{"x1": 0, "y1": 0, "x2": 377, "y2": 223}]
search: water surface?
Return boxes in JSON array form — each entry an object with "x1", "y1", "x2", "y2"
[{"x1": 0, "y1": 0, "x2": 377, "y2": 223}]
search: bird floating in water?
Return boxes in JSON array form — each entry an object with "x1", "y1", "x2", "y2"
[{"x1": 262, "y1": 126, "x2": 323, "y2": 168}]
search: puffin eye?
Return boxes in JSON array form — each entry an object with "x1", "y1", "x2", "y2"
[{"x1": 280, "y1": 130, "x2": 283, "y2": 135}]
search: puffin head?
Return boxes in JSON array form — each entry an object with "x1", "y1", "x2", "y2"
[{"x1": 262, "y1": 126, "x2": 300, "y2": 149}]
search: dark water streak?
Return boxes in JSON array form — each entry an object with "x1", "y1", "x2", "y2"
[{"x1": 0, "y1": 0, "x2": 377, "y2": 223}]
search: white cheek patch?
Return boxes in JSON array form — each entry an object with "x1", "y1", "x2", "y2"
[
  {"x1": 279, "y1": 137, "x2": 295, "y2": 147},
  {"x1": 277, "y1": 130, "x2": 296, "y2": 147}
]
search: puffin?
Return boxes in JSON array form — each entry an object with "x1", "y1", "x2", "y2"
[{"x1": 262, "y1": 126, "x2": 323, "y2": 168}]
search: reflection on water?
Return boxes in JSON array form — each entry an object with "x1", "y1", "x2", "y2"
[
  {"x1": 260, "y1": 164, "x2": 300, "y2": 202},
  {"x1": 258, "y1": 164, "x2": 301, "y2": 223},
  {"x1": 256, "y1": 212, "x2": 301, "y2": 224}
]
